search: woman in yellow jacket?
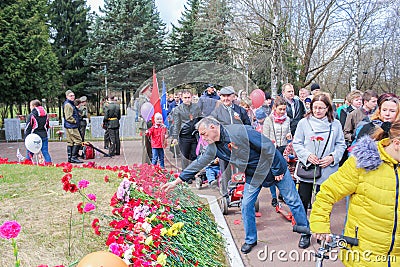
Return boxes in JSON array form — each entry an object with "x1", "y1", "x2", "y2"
[{"x1": 310, "y1": 120, "x2": 400, "y2": 267}]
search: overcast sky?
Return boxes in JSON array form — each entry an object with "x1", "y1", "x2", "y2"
[{"x1": 86, "y1": 0, "x2": 186, "y2": 28}]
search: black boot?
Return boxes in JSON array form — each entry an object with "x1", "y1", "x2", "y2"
[
  {"x1": 298, "y1": 234, "x2": 311, "y2": 249},
  {"x1": 67, "y1": 146, "x2": 72, "y2": 163},
  {"x1": 70, "y1": 145, "x2": 83, "y2": 164}
]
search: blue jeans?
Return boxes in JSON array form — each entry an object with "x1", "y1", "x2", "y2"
[
  {"x1": 151, "y1": 148, "x2": 165, "y2": 168},
  {"x1": 241, "y1": 169, "x2": 309, "y2": 244},
  {"x1": 26, "y1": 136, "x2": 52, "y2": 163},
  {"x1": 205, "y1": 165, "x2": 220, "y2": 183},
  {"x1": 269, "y1": 184, "x2": 277, "y2": 198}
]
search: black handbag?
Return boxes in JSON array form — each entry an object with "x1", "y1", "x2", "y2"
[
  {"x1": 295, "y1": 162, "x2": 322, "y2": 179},
  {"x1": 295, "y1": 123, "x2": 332, "y2": 180}
]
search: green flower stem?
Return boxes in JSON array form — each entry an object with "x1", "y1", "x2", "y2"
[
  {"x1": 81, "y1": 194, "x2": 85, "y2": 239},
  {"x1": 12, "y1": 238, "x2": 20, "y2": 267},
  {"x1": 312, "y1": 167, "x2": 317, "y2": 202}
]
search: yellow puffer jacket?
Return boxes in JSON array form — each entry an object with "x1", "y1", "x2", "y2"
[{"x1": 310, "y1": 137, "x2": 400, "y2": 267}]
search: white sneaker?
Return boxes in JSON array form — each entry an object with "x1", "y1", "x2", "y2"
[{"x1": 209, "y1": 180, "x2": 218, "y2": 189}]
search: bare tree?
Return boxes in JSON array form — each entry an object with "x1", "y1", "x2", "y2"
[{"x1": 228, "y1": 0, "x2": 399, "y2": 97}]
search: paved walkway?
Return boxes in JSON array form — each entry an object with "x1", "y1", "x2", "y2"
[{"x1": 0, "y1": 139, "x2": 346, "y2": 266}]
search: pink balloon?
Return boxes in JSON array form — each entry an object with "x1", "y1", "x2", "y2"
[
  {"x1": 140, "y1": 102, "x2": 154, "y2": 122},
  {"x1": 250, "y1": 89, "x2": 266, "y2": 108}
]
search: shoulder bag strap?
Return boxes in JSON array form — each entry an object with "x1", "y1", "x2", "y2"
[
  {"x1": 306, "y1": 119, "x2": 332, "y2": 158},
  {"x1": 320, "y1": 124, "x2": 332, "y2": 158},
  {"x1": 270, "y1": 117, "x2": 278, "y2": 146}
]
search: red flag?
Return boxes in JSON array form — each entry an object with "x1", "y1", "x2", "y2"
[{"x1": 150, "y1": 68, "x2": 162, "y2": 121}]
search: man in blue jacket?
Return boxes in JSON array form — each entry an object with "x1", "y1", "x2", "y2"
[
  {"x1": 63, "y1": 90, "x2": 83, "y2": 163},
  {"x1": 162, "y1": 117, "x2": 310, "y2": 253}
]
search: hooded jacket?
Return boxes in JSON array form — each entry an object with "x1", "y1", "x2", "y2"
[
  {"x1": 197, "y1": 90, "x2": 220, "y2": 116},
  {"x1": 310, "y1": 136, "x2": 400, "y2": 266},
  {"x1": 25, "y1": 106, "x2": 49, "y2": 139}
]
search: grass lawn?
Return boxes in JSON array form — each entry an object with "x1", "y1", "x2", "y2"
[{"x1": 0, "y1": 164, "x2": 120, "y2": 267}]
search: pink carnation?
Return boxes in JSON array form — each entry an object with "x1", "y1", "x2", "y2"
[
  {"x1": 83, "y1": 203, "x2": 96, "y2": 213},
  {"x1": 78, "y1": 179, "x2": 90, "y2": 189},
  {"x1": 0, "y1": 220, "x2": 21, "y2": 239},
  {"x1": 109, "y1": 242, "x2": 121, "y2": 256},
  {"x1": 87, "y1": 193, "x2": 97, "y2": 202}
]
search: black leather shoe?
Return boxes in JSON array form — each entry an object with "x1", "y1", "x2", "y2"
[
  {"x1": 298, "y1": 234, "x2": 311, "y2": 249},
  {"x1": 241, "y1": 242, "x2": 257, "y2": 254}
]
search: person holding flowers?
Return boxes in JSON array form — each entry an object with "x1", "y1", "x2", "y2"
[{"x1": 293, "y1": 93, "x2": 346, "y2": 217}]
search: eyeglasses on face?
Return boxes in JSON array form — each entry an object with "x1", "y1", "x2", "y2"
[{"x1": 312, "y1": 106, "x2": 327, "y2": 111}]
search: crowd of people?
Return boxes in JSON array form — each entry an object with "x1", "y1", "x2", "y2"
[
  {"x1": 23, "y1": 83, "x2": 400, "y2": 265},
  {"x1": 155, "y1": 83, "x2": 400, "y2": 265}
]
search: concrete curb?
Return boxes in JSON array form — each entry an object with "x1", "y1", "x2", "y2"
[{"x1": 198, "y1": 194, "x2": 244, "y2": 267}]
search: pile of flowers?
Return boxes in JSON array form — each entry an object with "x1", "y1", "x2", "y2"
[{"x1": 62, "y1": 163, "x2": 225, "y2": 267}]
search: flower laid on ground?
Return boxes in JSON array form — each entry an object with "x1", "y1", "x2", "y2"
[
  {"x1": 0, "y1": 220, "x2": 21, "y2": 267},
  {"x1": 61, "y1": 173, "x2": 97, "y2": 238},
  {"x1": 85, "y1": 163, "x2": 225, "y2": 267}
]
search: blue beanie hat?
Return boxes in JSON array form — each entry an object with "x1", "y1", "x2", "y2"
[{"x1": 255, "y1": 108, "x2": 267, "y2": 120}]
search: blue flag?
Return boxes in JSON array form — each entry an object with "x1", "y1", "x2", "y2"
[{"x1": 161, "y1": 79, "x2": 169, "y2": 127}]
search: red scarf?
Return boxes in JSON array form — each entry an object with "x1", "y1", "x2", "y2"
[{"x1": 272, "y1": 111, "x2": 287, "y2": 124}]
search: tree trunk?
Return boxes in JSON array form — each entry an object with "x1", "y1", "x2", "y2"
[
  {"x1": 270, "y1": 0, "x2": 280, "y2": 97},
  {"x1": 122, "y1": 90, "x2": 126, "y2": 116},
  {"x1": 350, "y1": 0, "x2": 361, "y2": 91}
]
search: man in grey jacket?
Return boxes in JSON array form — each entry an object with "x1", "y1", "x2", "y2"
[
  {"x1": 211, "y1": 86, "x2": 251, "y2": 196},
  {"x1": 171, "y1": 90, "x2": 203, "y2": 171}
]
